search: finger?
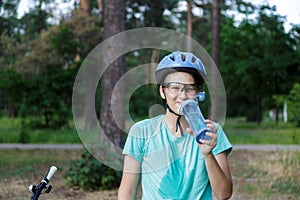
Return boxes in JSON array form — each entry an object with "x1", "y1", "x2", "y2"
[
  {"x1": 199, "y1": 138, "x2": 210, "y2": 145},
  {"x1": 206, "y1": 132, "x2": 217, "y2": 139},
  {"x1": 200, "y1": 136, "x2": 217, "y2": 146},
  {"x1": 199, "y1": 138, "x2": 216, "y2": 147},
  {"x1": 206, "y1": 123, "x2": 217, "y2": 134},
  {"x1": 204, "y1": 119, "x2": 211, "y2": 124}
]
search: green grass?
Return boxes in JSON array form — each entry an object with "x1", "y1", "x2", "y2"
[
  {"x1": 229, "y1": 150, "x2": 300, "y2": 199},
  {"x1": 0, "y1": 116, "x2": 299, "y2": 144},
  {"x1": 1, "y1": 149, "x2": 299, "y2": 199},
  {"x1": 224, "y1": 117, "x2": 300, "y2": 144},
  {"x1": 0, "y1": 149, "x2": 82, "y2": 180},
  {"x1": 0, "y1": 117, "x2": 81, "y2": 144}
]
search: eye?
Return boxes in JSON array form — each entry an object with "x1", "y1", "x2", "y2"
[
  {"x1": 186, "y1": 87, "x2": 194, "y2": 91},
  {"x1": 170, "y1": 86, "x2": 181, "y2": 90},
  {"x1": 186, "y1": 87, "x2": 196, "y2": 93},
  {"x1": 185, "y1": 85, "x2": 199, "y2": 92}
]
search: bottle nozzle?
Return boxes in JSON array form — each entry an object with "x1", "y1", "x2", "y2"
[{"x1": 194, "y1": 92, "x2": 205, "y2": 102}]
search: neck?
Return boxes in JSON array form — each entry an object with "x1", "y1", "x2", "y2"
[{"x1": 164, "y1": 110, "x2": 188, "y2": 136}]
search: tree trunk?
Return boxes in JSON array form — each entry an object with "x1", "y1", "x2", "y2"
[
  {"x1": 80, "y1": 0, "x2": 90, "y2": 16},
  {"x1": 100, "y1": 0, "x2": 125, "y2": 148},
  {"x1": 97, "y1": 0, "x2": 103, "y2": 21},
  {"x1": 275, "y1": 106, "x2": 279, "y2": 125},
  {"x1": 212, "y1": 0, "x2": 220, "y2": 67},
  {"x1": 7, "y1": 102, "x2": 15, "y2": 118},
  {"x1": 210, "y1": 0, "x2": 222, "y2": 122},
  {"x1": 79, "y1": 0, "x2": 94, "y2": 130},
  {"x1": 187, "y1": 0, "x2": 193, "y2": 51},
  {"x1": 257, "y1": 95, "x2": 262, "y2": 124}
]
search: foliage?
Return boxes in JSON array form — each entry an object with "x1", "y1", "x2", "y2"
[
  {"x1": 129, "y1": 84, "x2": 162, "y2": 120},
  {"x1": 220, "y1": 4, "x2": 299, "y2": 122},
  {"x1": 20, "y1": 7, "x2": 49, "y2": 39},
  {"x1": 0, "y1": 0, "x2": 19, "y2": 36},
  {"x1": 272, "y1": 83, "x2": 300, "y2": 142},
  {"x1": 64, "y1": 148, "x2": 122, "y2": 191},
  {"x1": 286, "y1": 83, "x2": 300, "y2": 127},
  {"x1": 125, "y1": 0, "x2": 179, "y2": 29},
  {"x1": 0, "y1": 68, "x2": 23, "y2": 117},
  {"x1": 0, "y1": 8, "x2": 102, "y2": 128},
  {"x1": 1, "y1": 0, "x2": 299, "y2": 127},
  {"x1": 19, "y1": 67, "x2": 77, "y2": 129}
]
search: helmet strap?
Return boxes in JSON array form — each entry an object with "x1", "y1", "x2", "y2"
[
  {"x1": 166, "y1": 104, "x2": 183, "y2": 135},
  {"x1": 162, "y1": 88, "x2": 183, "y2": 135}
]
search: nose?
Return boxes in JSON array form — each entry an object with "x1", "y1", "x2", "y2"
[{"x1": 178, "y1": 88, "x2": 188, "y2": 99}]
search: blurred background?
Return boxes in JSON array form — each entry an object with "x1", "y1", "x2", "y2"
[{"x1": 0, "y1": 0, "x2": 299, "y2": 199}]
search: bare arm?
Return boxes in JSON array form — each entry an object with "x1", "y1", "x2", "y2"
[
  {"x1": 204, "y1": 151, "x2": 232, "y2": 200},
  {"x1": 118, "y1": 155, "x2": 141, "y2": 200},
  {"x1": 187, "y1": 120, "x2": 233, "y2": 199},
  {"x1": 200, "y1": 120, "x2": 233, "y2": 200}
]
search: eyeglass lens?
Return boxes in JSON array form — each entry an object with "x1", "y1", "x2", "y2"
[{"x1": 163, "y1": 82, "x2": 200, "y2": 95}]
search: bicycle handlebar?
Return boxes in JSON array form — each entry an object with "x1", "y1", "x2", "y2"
[
  {"x1": 46, "y1": 166, "x2": 57, "y2": 182},
  {"x1": 29, "y1": 166, "x2": 57, "y2": 200}
]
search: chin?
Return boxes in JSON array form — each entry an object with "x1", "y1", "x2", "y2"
[{"x1": 174, "y1": 104, "x2": 181, "y2": 112}]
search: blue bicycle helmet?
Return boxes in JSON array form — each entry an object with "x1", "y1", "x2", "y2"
[{"x1": 155, "y1": 51, "x2": 207, "y2": 86}]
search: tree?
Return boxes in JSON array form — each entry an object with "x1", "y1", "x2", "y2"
[
  {"x1": 100, "y1": 0, "x2": 126, "y2": 147},
  {"x1": 0, "y1": 0, "x2": 20, "y2": 35},
  {"x1": 3, "y1": 5, "x2": 101, "y2": 128},
  {"x1": 125, "y1": 0, "x2": 179, "y2": 29},
  {"x1": 0, "y1": 68, "x2": 23, "y2": 117},
  {"x1": 80, "y1": 0, "x2": 91, "y2": 16},
  {"x1": 210, "y1": 0, "x2": 222, "y2": 122},
  {"x1": 220, "y1": 4, "x2": 298, "y2": 122},
  {"x1": 212, "y1": 0, "x2": 221, "y2": 67},
  {"x1": 286, "y1": 83, "x2": 300, "y2": 143}
]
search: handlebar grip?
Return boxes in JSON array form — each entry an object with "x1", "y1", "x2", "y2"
[{"x1": 46, "y1": 166, "x2": 57, "y2": 181}]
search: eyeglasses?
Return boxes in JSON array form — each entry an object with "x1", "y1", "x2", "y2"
[{"x1": 162, "y1": 82, "x2": 200, "y2": 95}]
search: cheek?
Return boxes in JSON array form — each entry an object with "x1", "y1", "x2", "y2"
[{"x1": 165, "y1": 93, "x2": 178, "y2": 103}]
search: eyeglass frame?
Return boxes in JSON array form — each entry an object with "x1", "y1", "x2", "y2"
[{"x1": 161, "y1": 82, "x2": 201, "y2": 95}]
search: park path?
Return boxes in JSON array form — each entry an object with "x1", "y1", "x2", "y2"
[{"x1": 0, "y1": 143, "x2": 299, "y2": 151}]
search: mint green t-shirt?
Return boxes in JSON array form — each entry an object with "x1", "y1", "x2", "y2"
[{"x1": 123, "y1": 115, "x2": 232, "y2": 200}]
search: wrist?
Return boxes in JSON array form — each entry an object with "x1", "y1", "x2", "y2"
[{"x1": 203, "y1": 152, "x2": 213, "y2": 158}]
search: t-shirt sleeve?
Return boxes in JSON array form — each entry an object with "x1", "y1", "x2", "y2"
[
  {"x1": 122, "y1": 123, "x2": 145, "y2": 163},
  {"x1": 212, "y1": 122, "x2": 232, "y2": 156}
]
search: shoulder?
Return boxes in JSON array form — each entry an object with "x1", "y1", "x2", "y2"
[
  {"x1": 129, "y1": 115, "x2": 165, "y2": 137},
  {"x1": 211, "y1": 121, "x2": 233, "y2": 156},
  {"x1": 131, "y1": 115, "x2": 164, "y2": 129}
]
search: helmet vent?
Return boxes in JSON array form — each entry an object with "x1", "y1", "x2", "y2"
[
  {"x1": 181, "y1": 54, "x2": 186, "y2": 62},
  {"x1": 191, "y1": 56, "x2": 197, "y2": 63},
  {"x1": 169, "y1": 55, "x2": 175, "y2": 61}
]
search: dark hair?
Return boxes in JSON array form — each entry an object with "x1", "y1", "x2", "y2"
[{"x1": 158, "y1": 68, "x2": 205, "y2": 87}]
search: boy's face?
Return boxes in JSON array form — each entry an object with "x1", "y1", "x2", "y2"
[{"x1": 160, "y1": 72, "x2": 197, "y2": 114}]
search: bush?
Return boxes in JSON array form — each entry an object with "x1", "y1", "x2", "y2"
[
  {"x1": 287, "y1": 83, "x2": 300, "y2": 127},
  {"x1": 64, "y1": 148, "x2": 122, "y2": 191}
]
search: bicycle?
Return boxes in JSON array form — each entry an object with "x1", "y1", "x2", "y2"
[{"x1": 28, "y1": 166, "x2": 57, "y2": 200}]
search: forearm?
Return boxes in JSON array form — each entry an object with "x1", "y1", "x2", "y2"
[
  {"x1": 118, "y1": 155, "x2": 141, "y2": 200},
  {"x1": 118, "y1": 186, "x2": 137, "y2": 200},
  {"x1": 204, "y1": 153, "x2": 233, "y2": 200}
]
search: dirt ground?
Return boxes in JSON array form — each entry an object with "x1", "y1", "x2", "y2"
[{"x1": 0, "y1": 149, "x2": 298, "y2": 200}]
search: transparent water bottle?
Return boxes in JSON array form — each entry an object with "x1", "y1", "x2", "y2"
[{"x1": 179, "y1": 92, "x2": 212, "y2": 144}]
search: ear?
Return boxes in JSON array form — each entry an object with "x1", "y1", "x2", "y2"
[{"x1": 159, "y1": 85, "x2": 166, "y2": 99}]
